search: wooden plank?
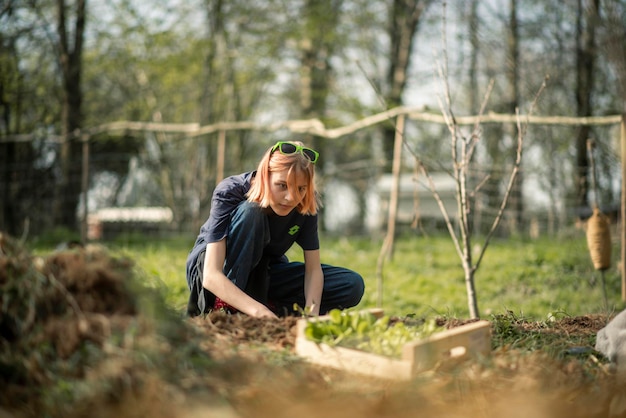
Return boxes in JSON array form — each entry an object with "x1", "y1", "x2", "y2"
[
  {"x1": 402, "y1": 320, "x2": 492, "y2": 374},
  {"x1": 295, "y1": 332, "x2": 413, "y2": 380},
  {"x1": 621, "y1": 113, "x2": 626, "y2": 301},
  {"x1": 295, "y1": 310, "x2": 409, "y2": 379},
  {"x1": 295, "y1": 311, "x2": 492, "y2": 380}
]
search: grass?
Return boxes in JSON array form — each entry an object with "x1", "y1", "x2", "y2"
[
  {"x1": 295, "y1": 233, "x2": 623, "y2": 320},
  {"x1": 88, "y1": 231, "x2": 625, "y2": 321}
]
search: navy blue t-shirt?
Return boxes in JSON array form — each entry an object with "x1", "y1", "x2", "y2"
[{"x1": 186, "y1": 171, "x2": 319, "y2": 281}]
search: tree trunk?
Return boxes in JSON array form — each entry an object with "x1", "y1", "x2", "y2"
[
  {"x1": 464, "y1": 262, "x2": 479, "y2": 319},
  {"x1": 54, "y1": 0, "x2": 86, "y2": 231},
  {"x1": 299, "y1": 0, "x2": 341, "y2": 173},
  {"x1": 382, "y1": 0, "x2": 430, "y2": 171},
  {"x1": 467, "y1": 0, "x2": 479, "y2": 234},
  {"x1": 507, "y1": 0, "x2": 523, "y2": 233},
  {"x1": 0, "y1": 140, "x2": 13, "y2": 234},
  {"x1": 0, "y1": 13, "x2": 38, "y2": 237},
  {"x1": 201, "y1": 0, "x2": 225, "y2": 125},
  {"x1": 467, "y1": 0, "x2": 480, "y2": 115},
  {"x1": 575, "y1": 0, "x2": 599, "y2": 211},
  {"x1": 298, "y1": 0, "x2": 341, "y2": 232},
  {"x1": 0, "y1": 48, "x2": 12, "y2": 233}
]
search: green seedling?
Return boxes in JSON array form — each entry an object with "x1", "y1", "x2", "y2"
[{"x1": 304, "y1": 309, "x2": 443, "y2": 358}]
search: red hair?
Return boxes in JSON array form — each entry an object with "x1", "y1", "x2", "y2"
[{"x1": 246, "y1": 141, "x2": 319, "y2": 215}]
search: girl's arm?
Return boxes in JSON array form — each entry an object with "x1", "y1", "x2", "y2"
[
  {"x1": 202, "y1": 240, "x2": 278, "y2": 319},
  {"x1": 303, "y1": 249, "x2": 324, "y2": 316}
]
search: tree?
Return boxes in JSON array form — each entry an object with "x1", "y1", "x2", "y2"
[
  {"x1": 0, "y1": 1, "x2": 60, "y2": 237},
  {"x1": 298, "y1": 0, "x2": 342, "y2": 171},
  {"x1": 506, "y1": 0, "x2": 524, "y2": 231},
  {"x1": 600, "y1": 0, "x2": 626, "y2": 113},
  {"x1": 419, "y1": 77, "x2": 547, "y2": 318},
  {"x1": 381, "y1": 0, "x2": 432, "y2": 171},
  {"x1": 466, "y1": 0, "x2": 480, "y2": 114},
  {"x1": 472, "y1": 1, "x2": 522, "y2": 235},
  {"x1": 0, "y1": 3, "x2": 19, "y2": 235},
  {"x1": 53, "y1": 0, "x2": 87, "y2": 230},
  {"x1": 2, "y1": 0, "x2": 625, "y2": 242},
  {"x1": 574, "y1": 0, "x2": 600, "y2": 211}
]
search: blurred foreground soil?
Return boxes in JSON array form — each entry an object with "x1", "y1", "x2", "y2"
[{"x1": 1, "y1": 233, "x2": 625, "y2": 418}]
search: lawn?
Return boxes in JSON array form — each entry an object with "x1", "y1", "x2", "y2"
[{"x1": 106, "y1": 231, "x2": 625, "y2": 321}]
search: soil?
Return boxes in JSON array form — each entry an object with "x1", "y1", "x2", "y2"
[{"x1": 1, "y1": 233, "x2": 625, "y2": 418}]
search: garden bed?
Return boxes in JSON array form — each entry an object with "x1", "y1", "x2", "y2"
[{"x1": 295, "y1": 309, "x2": 491, "y2": 380}]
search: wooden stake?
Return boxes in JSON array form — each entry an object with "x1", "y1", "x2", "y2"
[
  {"x1": 620, "y1": 113, "x2": 626, "y2": 301},
  {"x1": 216, "y1": 129, "x2": 226, "y2": 184},
  {"x1": 376, "y1": 114, "x2": 405, "y2": 308},
  {"x1": 80, "y1": 134, "x2": 89, "y2": 243}
]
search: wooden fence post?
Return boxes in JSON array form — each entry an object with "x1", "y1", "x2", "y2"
[
  {"x1": 80, "y1": 134, "x2": 90, "y2": 243},
  {"x1": 376, "y1": 114, "x2": 405, "y2": 308},
  {"x1": 621, "y1": 113, "x2": 626, "y2": 301},
  {"x1": 216, "y1": 129, "x2": 226, "y2": 184}
]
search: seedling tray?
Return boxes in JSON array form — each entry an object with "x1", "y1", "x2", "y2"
[{"x1": 295, "y1": 309, "x2": 491, "y2": 380}]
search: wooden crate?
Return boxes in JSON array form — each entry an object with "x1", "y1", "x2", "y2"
[{"x1": 295, "y1": 309, "x2": 491, "y2": 380}]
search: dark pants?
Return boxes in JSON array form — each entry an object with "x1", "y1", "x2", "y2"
[
  {"x1": 186, "y1": 201, "x2": 364, "y2": 317},
  {"x1": 267, "y1": 260, "x2": 365, "y2": 316}
]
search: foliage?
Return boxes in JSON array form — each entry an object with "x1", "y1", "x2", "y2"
[
  {"x1": 28, "y1": 227, "x2": 82, "y2": 249},
  {"x1": 3, "y1": 0, "x2": 626, "y2": 244},
  {"x1": 303, "y1": 308, "x2": 442, "y2": 358}
]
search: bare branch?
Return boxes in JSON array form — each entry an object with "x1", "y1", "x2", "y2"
[
  {"x1": 417, "y1": 163, "x2": 464, "y2": 259},
  {"x1": 473, "y1": 78, "x2": 548, "y2": 270},
  {"x1": 467, "y1": 79, "x2": 495, "y2": 162}
]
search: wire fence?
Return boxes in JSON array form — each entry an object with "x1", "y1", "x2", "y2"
[{"x1": 1, "y1": 108, "x2": 624, "y2": 244}]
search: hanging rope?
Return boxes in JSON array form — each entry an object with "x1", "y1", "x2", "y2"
[
  {"x1": 585, "y1": 139, "x2": 612, "y2": 271},
  {"x1": 585, "y1": 139, "x2": 611, "y2": 310}
]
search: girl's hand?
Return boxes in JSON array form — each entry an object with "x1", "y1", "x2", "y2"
[{"x1": 253, "y1": 305, "x2": 279, "y2": 319}]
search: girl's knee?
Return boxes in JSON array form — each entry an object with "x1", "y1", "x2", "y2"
[
  {"x1": 341, "y1": 270, "x2": 365, "y2": 307},
  {"x1": 349, "y1": 272, "x2": 365, "y2": 305}
]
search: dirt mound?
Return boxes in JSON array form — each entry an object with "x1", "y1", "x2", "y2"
[
  {"x1": 0, "y1": 234, "x2": 137, "y2": 363},
  {"x1": 0, "y1": 237, "x2": 127, "y2": 412},
  {"x1": 0, "y1": 233, "x2": 305, "y2": 417}
]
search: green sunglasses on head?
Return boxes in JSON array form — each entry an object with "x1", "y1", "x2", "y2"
[{"x1": 271, "y1": 141, "x2": 319, "y2": 164}]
